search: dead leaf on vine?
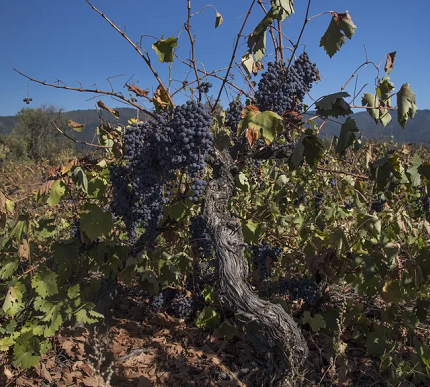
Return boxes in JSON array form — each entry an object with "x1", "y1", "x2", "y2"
[
  {"x1": 68, "y1": 120, "x2": 85, "y2": 132},
  {"x1": 37, "y1": 180, "x2": 55, "y2": 197},
  {"x1": 127, "y1": 84, "x2": 149, "y2": 97},
  {"x1": 18, "y1": 239, "x2": 30, "y2": 259},
  {"x1": 245, "y1": 126, "x2": 259, "y2": 147}
]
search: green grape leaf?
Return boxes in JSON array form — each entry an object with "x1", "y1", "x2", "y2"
[
  {"x1": 72, "y1": 167, "x2": 88, "y2": 194},
  {"x1": 247, "y1": 13, "x2": 272, "y2": 60},
  {"x1": 407, "y1": 153, "x2": 422, "y2": 187},
  {"x1": 381, "y1": 280, "x2": 402, "y2": 303},
  {"x1": 370, "y1": 153, "x2": 406, "y2": 193},
  {"x1": 3, "y1": 282, "x2": 25, "y2": 317},
  {"x1": 366, "y1": 327, "x2": 389, "y2": 356},
  {"x1": 31, "y1": 271, "x2": 58, "y2": 298},
  {"x1": 0, "y1": 260, "x2": 19, "y2": 279},
  {"x1": 237, "y1": 172, "x2": 250, "y2": 192},
  {"x1": 80, "y1": 203, "x2": 113, "y2": 241},
  {"x1": 215, "y1": 11, "x2": 223, "y2": 28},
  {"x1": 41, "y1": 303, "x2": 63, "y2": 337},
  {"x1": 362, "y1": 93, "x2": 392, "y2": 127},
  {"x1": 9, "y1": 214, "x2": 29, "y2": 242},
  {"x1": 67, "y1": 284, "x2": 80, "y2": 300},
  {"x1": 47, "y1": 179, "x2": 66, "y2": 207},
  {"x1": 274, "y1": 174, "x2": 288, "y2": 191},
  {"x1": 214, "y1": 129, "x2": 231, "y2": 151},
  {"x1": 241, "y1": 52, "x2": 254, "y2": 79},
  {"x1": 271, "y1": 0, "x2": 294, "y2": 21},
  {"x1": 383, "y1": 242, "x2": 400, "y2": 269},
  {"x1": 140, "y1": 270, "x2": 160, "y2": 296},
  {"x1": 336, "y1": 117, "x2": 359, "y2": 154},
  {"x1": 88, "y1": 177, "x2": 108, "y2": 199},
  {"x1": 302, "y1": 311, "x2": 326, "y2": 332},
  {"x1": 242, "y1": 219, "x2": 259, "y2": 244},
  {"x1": 166, "y1": 200, "x2": 188, "y2": 222},
  {"x1": 195, "y1": 306, "x2": 221, "y2": 328},
  {"x1": 75, "y1": 307, "x2": 103, "y2": 324},
  {"x1": 418, "y1": 161, "x2": 430, "y2": 181},
  {"x1": 13, "y1": 334, "x2": 41, "y2": 369},
  {"x1": 316, "y1": 92, "x2": 352, "y2": 118},
  {"x1": 303, "y1": 131, "x2": 324, "y2": 167},
  {"x1": 158, "y1": 259, "x2": 180, "y2": 288},
  {"x1": 0, "y1": 336, "x2": 15, "y2": 351},
  {"x1": 152, "y1": 36, "x2": 178, "y2": 63},
  {"x1": 376, "y1": 76, "x2": 395, "y2": 106},
  {"x1": 34, "y1": 218, "x2": 57, "y2": 238},
  {"x1": 238, "y1": 109, "x2": 282, "y2": 143},
  {"x1": 319, "y1": 12, "x2": 356, "y2": 57},
  {"x1": 201, "y1": 284, "x2": 216, "y2": 304},
  {"x1": 288, "y1": 140, "x2": 305, "y2": 169},
  {"x1": 397, "y1": 83, "x2": 417, "y2": 129},
  {"x1": 215, "y1": 321, "x2": 238, "y2": 339}
]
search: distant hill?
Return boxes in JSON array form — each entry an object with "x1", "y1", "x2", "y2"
[
  {"x1": 306, "y1": 109, "x2": 430, "y2": 145},
  {"x1": 0, "y1": 107, "x2": 145, "y2": 144},
  {"x1": 0, "y1": 107, "x2": 429, "y2": 146}
]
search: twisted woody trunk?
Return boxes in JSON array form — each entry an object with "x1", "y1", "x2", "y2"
[{"x1": 202, "y1": 147, "x2": 308, "y2": 385}]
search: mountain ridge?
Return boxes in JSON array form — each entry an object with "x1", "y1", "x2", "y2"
[{"x1": 0, "y1": 108, "x2": 429, "y2": 145}]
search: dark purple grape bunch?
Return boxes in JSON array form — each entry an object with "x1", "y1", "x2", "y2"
[
  {"x1": 225, "y1": 100, "x2": 243, "y2": 143},
  {"x1": 255, "y1": 52, "x2": 318, "y2": 115},
  {"x1": 371, "y1": 194, "x2": 386, "y2": 213},
  {"x1": 314, "y1": 192, "x2": 325, "y2": 209},
  {"x1": 197, "y1": 81, "x2": 213, "y2": 94},
  {"x1": 250, "y1": 243, "x2": 282, "y2": 282},
  {"x1": 189, "y1": 215, "x2": 213, "y2": 258},
  {"x1": 189, "y1": 178, "x2": 207, "y2": 203},
  {"x1": 23, "y1": 97, "x2": 33, "y2": 105}
]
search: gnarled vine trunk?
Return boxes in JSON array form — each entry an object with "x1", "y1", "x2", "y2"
[{"x1": 203, "y1": 148, "x2": 308, "y2": 386}]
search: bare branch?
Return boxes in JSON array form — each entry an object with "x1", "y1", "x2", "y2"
[
  {"x1": 185, "y1": 0, "x2": 202, "y2": 101},
  {"x1": 52, "y1": 121, "x2": 112, "y2": 149},
  {"x1": 212, "y1": 0, "x2": 257, "y2": 112},
  {"x1": 84, "y1": 0, "x2": 175, "y2": 107},
  {"x1": 286, "y1": 0, "x2": 312, "y2": 72},
  {"x1": 13, "y1": 68, "x2": 157, "y2": 119}
]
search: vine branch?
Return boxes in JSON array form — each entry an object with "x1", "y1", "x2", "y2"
[
  {"x1": 212, "y1": 0, "x2": 257, "y2": 112},
  {"x1": 84, "y1": 0, "x2": 175, "y2": 107}
]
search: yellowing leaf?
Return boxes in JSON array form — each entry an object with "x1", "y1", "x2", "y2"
[{"x1": 152, "y1": 36, "x2": 178, "y2": 63}]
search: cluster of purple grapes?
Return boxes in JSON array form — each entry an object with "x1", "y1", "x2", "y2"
[
  {"x1": 328, "y1": 178, "x2": 336, "y2": 188},
  {"x1": 197, "y1": 81, "x2": 213, "y2": 94},
  {"x1": 279, "y1": 277, "x2": 318, "y2": 305},
  {"x1": 189, "y1": 215, "x2": 213, "y2": 258},
  {"x1": 314, "y1": 192, "x2": 325, "y2": 209},
  {"x1": 147, "y1": 289, "x2": 197, "y2": 320},
  {"x1": 255, "y1": 52, "x2": 318, "y2": 115},
  {"x1": 371, "y1": 195, "x2": 387, "y2": 213},
  {"x1": 250, "y1": 244, "x2": 282, "y2": 281},
  {"x1": 294, "y1": 192, "x2": 306, "y2": 206},
  {"x1": 110, "y1": 101, "x2": 213, "y2": 241},
  {"x1": 168, "y1": 294, "x2": 196, "y2": 319},
  {"x1": 344, "y1": 201, "x2": 354, "y2": 210},
  {"x1": 414, "y1": 192, "x2": 430, "y2": 218},
  {"x1": 225, "y1": 100, "x2": 243, "y2": 142},
  {"x1": 23, "y1": 97, "x2": 33, "y2": 104}
]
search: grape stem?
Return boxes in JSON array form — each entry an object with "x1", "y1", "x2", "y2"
[
  {"x1": 51, "y1": 121, "x2": 113, "y2": 149},
  {"x1": 212, "y1": 0, "x2": 257, "y2": 112},
  {"x1": 185, "y1": 0, "x2": 202, "y2": 102},
  {"x1": 13, "y1": 68, "x2": 158, "y2": 120},
  {"x1": 83, "y1": 0, "x2": 175, "y2": 108}
]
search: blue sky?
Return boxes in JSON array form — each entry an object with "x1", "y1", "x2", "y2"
[{"x1": 1, "y1": 0, "x2": 429, "y2": 117}]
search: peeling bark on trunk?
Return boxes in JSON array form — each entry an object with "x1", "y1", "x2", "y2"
[{"x1": 203, "y1": 148, "x2": 308, "y2": 386}]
